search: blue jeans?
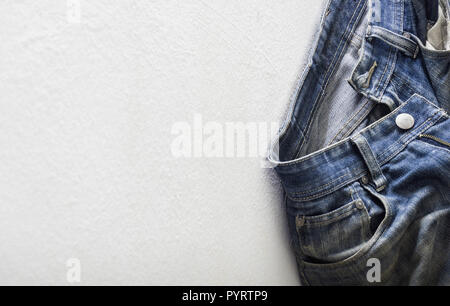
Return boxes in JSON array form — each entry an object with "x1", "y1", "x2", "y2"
[{"x1": 269, "y1": 0, "x2": 450, "y2": 285}]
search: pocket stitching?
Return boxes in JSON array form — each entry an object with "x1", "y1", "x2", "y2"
[
  {"x1": 296, "y1": 198, "x2": 372, "y2": 261},
  {"x1": 417, "y1": 138, "x2": 450, "y2": 153},
  {"x1": 299, "y1": 201, "x2": 363, "y2": 227},
  {"x1": 300, "y1": 184, "x2": 393, "y2": 270}
]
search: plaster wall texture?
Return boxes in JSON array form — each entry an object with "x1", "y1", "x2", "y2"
[{"x1": 0, "y1": 0, "x2": 323, "y2": 285}]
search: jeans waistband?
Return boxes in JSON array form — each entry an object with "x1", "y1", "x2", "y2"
[{"x1": 270, "y1": 94, "x2": 446, "y2": 202}]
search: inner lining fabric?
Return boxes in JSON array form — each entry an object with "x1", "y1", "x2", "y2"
[
  {"x1": 300, "y1": 8, "x2": 372, "y2": 156},
  {"x1": 426, "y1": 0, "x2": 450, "y2": 50}
]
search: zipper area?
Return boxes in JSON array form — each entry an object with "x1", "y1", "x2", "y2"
[{"x1": 419, "y1": 134, "x2": 450, "y2": 148}]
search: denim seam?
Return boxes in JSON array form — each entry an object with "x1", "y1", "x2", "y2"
[
  {"x1": 375, "y1": 0, "x2": 402, "y2": 98},
  {"x1": 294, "y1": 10, "x2": 358, "y2": 157},
  {"x1": 352, "y1": 187, "x2": 371, "y2": 239},
  {"x1": 373, "y1": 48, "x2": 390, "y2": 97},
  {"x1": 378, "y1": 48, "x2": 398, "y2": 99},
  {"x1": 294, "y1": 91, "x2": 323, "y2": 158},
  {"x1": 427, "y1": 65, "x2": 450, "y2": 89},
  {"x1": 296, "y1": 0, "x2": 367, "y2": 158},
  {"x1": 328, "y1": 97, "x2": 373, "y2": 145},
  {"x1": 288, "y1": 171, "x2": 367, "y2": 202},
  {"x1": 407, "y1": 93, "x2": 441, "y2": 108},
  {"x1": 353, "y1": 135, "x2": 387, "y2": 189},
  {"x1": 275, "y1": 0, "x2": 331, "y2": 152},
  {"x1": 320, "y1": 0, "x2": 367, "y2": 97},
  {"x1": 374, "y1": 46, "x2": 395, "y2": 98},
  {"x1": 400, "y1": 0, "x2": 405, "y2": 33},
  {"x1": 349, "y1": 35, "x2": 363, "y2": 49},
  {"x1": 390, "y1": 73, "x2": 427, "y2": 99},
  {"x1": 290, "y1": 172, "x2": 354, "y2": 196},
  {"x1": 346, "y1": 21, "x2": 365, "y2": 49},
  {"x1": 367, "y1": 26, "x2": 418, "y2": 57},
  {"x1": 348, "y1": 37, "x2": 367, "y2": 93},
  {"x1": 389, "y1": 76, "x2": 405, "y2": 99},
  {"x1": 374, "y1": 32, "x2": 417, "y2": 57},
  {"x1": 338, "y1": 100, "x2": 376, "y2": 140},
  {"x1": 338, "y1": 102, "x2": 375, "y2": 140},
  {"x1": 298, "y1": 200, "x2": 356, "y2": 224},
  {"x1": 300, "y1": 205, "x2": 359, "y2": 227}
]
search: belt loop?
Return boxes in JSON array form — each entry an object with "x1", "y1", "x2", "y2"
[
  {"x1": 366, "y1": 25, "x2": 419, "y2": 58},
  {"x1": 352, "y1": 134, "x2": 387, "y2": 191}
]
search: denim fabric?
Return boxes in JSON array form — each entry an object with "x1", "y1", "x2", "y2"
[{"x1": 269, "y1": 0, "x2": 450, "y2": 285}]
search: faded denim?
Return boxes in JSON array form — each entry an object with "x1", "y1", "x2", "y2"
[{"x1": 269, "y1": 0, "x2": 450, "y2": 285}]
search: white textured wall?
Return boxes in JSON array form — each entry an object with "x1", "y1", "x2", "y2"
[{"x1": 0, "y1": 0, "x2": 322, "y2": 285}]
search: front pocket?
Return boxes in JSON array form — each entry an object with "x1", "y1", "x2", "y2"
[{"x1": 296, "y1": 200, "x2": 371, "y2": 264}]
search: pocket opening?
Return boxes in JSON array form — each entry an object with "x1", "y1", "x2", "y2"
[
  {"x1": 297, "y1": 200, "x2": 364, "y2": 227},
  {"x1": 357, "y1": 183, "x2": 388, "y2": 235},
  {"x1": 296, "y1": 198, "x2": 371, "y2": 264}
]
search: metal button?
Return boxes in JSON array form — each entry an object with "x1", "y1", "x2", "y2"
[
  {"x1": 361, "y1": 175, "x2": 369, "y2": 185},
  {"x1": 355, "y1": 200, "x2": 365, "y2": 210},
  {"x1": 296, "y1": 216, "x2": 305, "y2": 227},
  {"x1": 395, "y1": 113, "x2": 415, "y2": 130}
]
